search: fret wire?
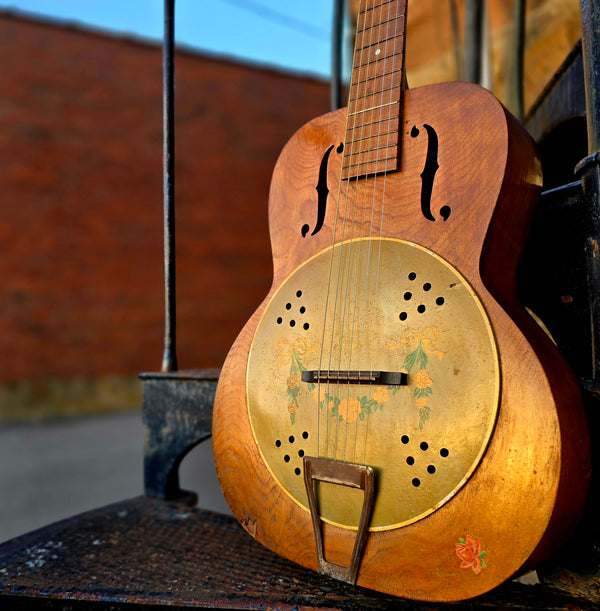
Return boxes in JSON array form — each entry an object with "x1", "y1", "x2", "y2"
[
  {"x1": 358, "y1": 13, "x2": 406, "y2": 33},
  {"x1": 344, "y1": 137, "x2": 399, "y2": 153},
  {"x1": 345, "y1": 127, "x2": 398, "y2": 144},
  {"x1": 362, "y1": 0, "x2": 398, "y2": 15},
  {"x1": 347, "y1": 105, "x2": 399, "y2": 123},
  {"x1": 343, "y1": 0, "x2": 405, "y2": 179},
  {"x1": 355, "y1": 31, "x2": 404, "y2": 54},
  {"x1": 360, "y1": 4, "x2": 403, "y2": 27},
  {"x1": 347, "y1": 115, "x2": 399, "y2": 132},
  {"x1": 352, "y1": 50, "x2": 404, "y2": 72},
  {"x1": 348, "y1": 100, "x2": 398, "y2": 117},
  {"x1": 342, "y1": 155, "x2": 398, "y2": 171},
  {"x1": 357, "y1": 14, "x2": 404, "y2": 37},
  {"x1": 351, "y1": 64, "x2": 403, "y2": 86},
  {"x1": 348, "y1": 84, "x2": 398, "y2": 104},
  {"x1": 344, "y1": 142, "x2": 398, "y2": 157}
]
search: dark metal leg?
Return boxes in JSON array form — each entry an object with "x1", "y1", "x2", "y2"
[{"x1": 140, "y1": 371, "x2": 218, "y2": 503}]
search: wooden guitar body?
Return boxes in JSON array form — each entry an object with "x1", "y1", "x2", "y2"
[{"x1": 213, "y1": 81, "x2": 590, "y2": 601}]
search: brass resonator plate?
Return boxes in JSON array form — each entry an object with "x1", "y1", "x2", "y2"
[{"x1": 247, "y1": 238, "x2": 499, "y2": 530}]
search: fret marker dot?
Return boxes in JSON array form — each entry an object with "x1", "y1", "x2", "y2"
[{"x1": 375, "y1": 48, "x2": 381, "y2": 55}]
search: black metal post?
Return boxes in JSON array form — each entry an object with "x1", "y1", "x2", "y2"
[
  {"x1": 162, "y1": 0, "x2": 177, "y2": 373},
  {"x1": 331, "y1": 0, "x2": 344, "y2": 111},
  {"x1": 449, "y1": 0, "x2": 463, "y2": 81},
  {"x1": 581, "y1": 0, "x2": 600, "y2": 154},
  {"x1": 577, "y1": 0, "x2": 600, "y2": 383},
  {"x1": 510, "y1": 0, "x2": 526, "y2": 121},
  {"x1": 465, "y1": 0, "x2": 483, "y2": 85}
]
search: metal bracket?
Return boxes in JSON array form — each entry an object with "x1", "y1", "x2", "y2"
[{"x1": 303, "y1": 456, "x2": 375, "y2": 585}]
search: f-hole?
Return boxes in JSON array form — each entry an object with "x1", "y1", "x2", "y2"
[
  {"x1": 411, "y1": 124, "x2": 451, "y2": 222},
  {"x1": 302, "y1": 143, "x2": 343, "y2": 237}
]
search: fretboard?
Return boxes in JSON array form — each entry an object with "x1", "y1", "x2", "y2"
[{"x1": 342, "y1": 0, "x2": 407, "y2": 180}]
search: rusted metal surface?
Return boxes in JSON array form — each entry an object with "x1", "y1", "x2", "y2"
[
  {"x1": 0, "y1": 495, "x2": 597, "y2": 610},
  {"x1": 140, "y1": 369, "x2": 218, "y2": 502}
]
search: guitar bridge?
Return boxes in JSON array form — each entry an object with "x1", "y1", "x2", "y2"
[{"x1": 301, "y1": 370, "x2": 407, "y2": 386}]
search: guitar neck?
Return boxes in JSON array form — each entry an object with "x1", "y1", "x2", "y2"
[{"x1": 342, "y1": 0, "x2": 407, "y2": 180}]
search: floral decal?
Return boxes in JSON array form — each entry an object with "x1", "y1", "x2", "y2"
[
  {"x1": 278, "y1": 338, "x2": 316, "y2": 424},
  {"x1": 278, "y1": 338, "x2": 394, "y2": 425},
  {"x1": 388, "y1": 327, "x2": 444, "y2": 430},
  {"x1": 455, "y1": 535, "x2": 488, "y2": 574},
  {"x1": 278, "y1": 327, "x2": 445, "y2": 428},
  {"x1": 286, "y1": 351, "x2": 315, "y2": 425},
  {"x1": 325, "y1": 387, "x2": 389, "y2": 423},
  {"x1": 403, "y1": 343, "x2": 433, "y2": 429}
]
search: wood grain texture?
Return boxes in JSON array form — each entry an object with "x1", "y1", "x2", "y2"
[{"x1": 213, "y1": 81, "x2": 590, "y2": 602}]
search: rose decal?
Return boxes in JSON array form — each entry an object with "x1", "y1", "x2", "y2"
[{"x1": 455, "y1": 535, "x2": 488, "y2": 574}]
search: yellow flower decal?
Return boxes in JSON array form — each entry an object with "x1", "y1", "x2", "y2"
[
  {"x1": 387, "y1": 326, "x2": 445, "y2": 360},
  {"x1": 415, "y1": 396, "x2": 428, "y2": 410},
  {"x1": 373, "y1": 386, "x2": 390, "y2": 405},
  {"x1": 283, "y1": 345, "x2": 315, "y2": 425},
  {"x1": 401, "y1": 339, "x2": 435, "y2": 429},
  {"x1": 338, "y1": 397, "x2": 361, "y2": 424},
  {"x1": 287, "y1": 374, "x2": 300, "y2": 389},
  {"x1": 414, "y1": 369, "x2": 433, "y2": 389},
  {"x1": 313, "y1": 386, "x2": 327, "y2": 403},
  {"x1": 277, "y1": 337, "x2": 316, "y2": 367}
]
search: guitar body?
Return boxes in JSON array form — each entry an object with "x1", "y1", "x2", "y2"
[{"x1": 213, "y1": 81, "x2": 590, "y2": 602}]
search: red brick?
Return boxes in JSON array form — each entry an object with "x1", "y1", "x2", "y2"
[{"x1": 0, "y1": 12, "x2": 330, "y2": 382}]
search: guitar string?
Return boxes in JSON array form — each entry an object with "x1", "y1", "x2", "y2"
[
  {"x1": 339, "y1": 0, "x2": 393, "y2": 465},
  {"x1": 323, "y1": 0, "x2": 399, "y2": 466},
  {"x1": 327, "y1": 0, "x2": 376, "y2": 463},
  {"x1": 332, "y1": 0, "x2": 400, "y2": 466},
  {"x1": 353, "y1": 0, "x2": 400, "y2": 467},
  {"x1": 315, "y1": 0, "x2": 401, "y2": 465},
  {"x1": 362, "y1": 0, "x2": 405, "y2": 466},
  {"x1": 316, "y1": 0, "x2": 370, "y2": 462},
  {"x1": 345, "y1": 0, "x2": 398, "y2": 466},
  {"x1": 337, "y1": 0, "x2": 383, "y2": 464}
]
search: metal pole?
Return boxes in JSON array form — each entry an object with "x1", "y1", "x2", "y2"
[
  {"x1": 331, "y1": 0, "x2": 344, "y2": 111},
  {"x1": 510, "y1": 0, "x2": 526, "y2": 121},
  {"x1": 449, "y1": 0, "x2": 463, "y2": 81},
  {"x1": 465, "y1": 0, "x2": 483, "y2": 84},
  {"x1": 162, "y1": 0, "x2": 177, "y2": 373},
  {"x1": 580, "y1": 0, "x2": 600, "y2": 154},
  {"x1": 576, "y1": 0, "x2": 600, "y2": 383}
]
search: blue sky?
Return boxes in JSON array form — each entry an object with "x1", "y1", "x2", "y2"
[{"x1": 0, "y1": 0, "x2": 335, "y2": 77}]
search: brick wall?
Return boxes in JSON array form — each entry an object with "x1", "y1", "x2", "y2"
[{"x1": 0, "y1": 13, "x2": 330, "y2": 402}]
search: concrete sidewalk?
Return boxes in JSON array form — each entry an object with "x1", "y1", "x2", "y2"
[{"x1": 0, "y1": 411, "x2": 230, "y2": 543}]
